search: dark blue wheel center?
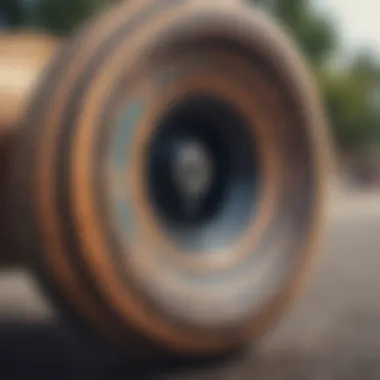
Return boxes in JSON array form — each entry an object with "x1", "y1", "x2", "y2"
[{"x1": 145, "y1": 95, "x2": 261, "y2": 251}]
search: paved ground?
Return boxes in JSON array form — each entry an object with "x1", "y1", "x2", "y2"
[{"x1": 1, "y1": 189, "x2": 380, "y2": 379}]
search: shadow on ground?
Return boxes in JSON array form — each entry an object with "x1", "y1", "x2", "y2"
[
  {"x1": 1, "y1": 321, "x2": 380, "y2": 380},
  {"x1": 0, "y1": 321, "x2": 248, "y2": 380}
]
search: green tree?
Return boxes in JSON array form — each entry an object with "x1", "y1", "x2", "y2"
[
  {"x1": 322, "y1": 72, "x2": 378, "y2": 152},
  {"x1": 251, "y1": 0, "x2": 380, "y2": 155},
  {"x1": 34, "y1": 0, "x2": 116, "y2": 35},
  {"x1": 0, "y1": 0, "x2": 26, "y2": 27},
  {"x1": 0, "y1": 0, "x2": 119, "y2": 34}
]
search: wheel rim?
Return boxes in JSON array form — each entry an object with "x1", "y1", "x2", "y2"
[{"x1": 13, "y1": 0, "x2": 330, "y2": 355}]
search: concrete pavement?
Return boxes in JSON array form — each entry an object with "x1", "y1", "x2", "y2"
[{"x1": 1, "y1": 189, "x2": 380, "y2": 379}]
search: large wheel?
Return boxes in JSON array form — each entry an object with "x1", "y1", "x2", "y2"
[{"x1": 10, "y1": 0, "x2": 330, "y2": 357}]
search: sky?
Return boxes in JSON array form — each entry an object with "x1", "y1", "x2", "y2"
[{"x1": 317, "y1": 0, "x2": 380, "y2": 58}]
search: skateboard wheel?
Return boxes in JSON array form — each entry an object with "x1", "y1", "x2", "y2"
[{"x1": 10, "y1": 0, "x2": 330, "y2": 356}]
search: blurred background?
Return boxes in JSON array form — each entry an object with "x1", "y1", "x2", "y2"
[
  {"x1": 1, "y1": 1, "x2": 380, "y2": 379},
  {"x1": 1, "y1": 0, "x2": 380, "y2": 187}
]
